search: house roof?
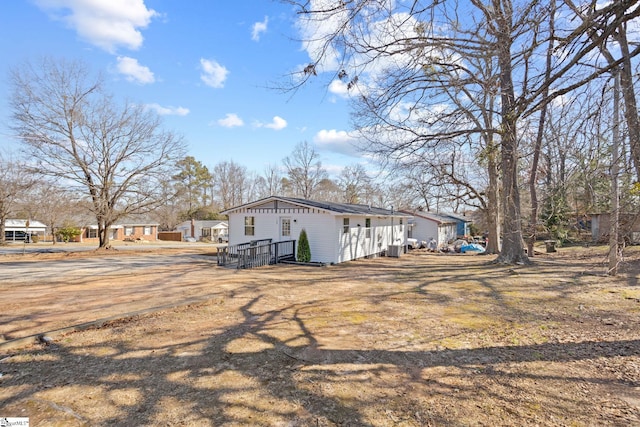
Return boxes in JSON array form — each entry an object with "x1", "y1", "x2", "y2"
[
  {"x1": 403, "y1": 210, "x2": 457, "y2": 224},
  {"x1": 222, "y1": 196, "x2": 412, "y2": 218},
  {"x1": 5, "y1": 219, "x2": 47, "y2": 229},
  {"x1": 438, "y1": 212, "x2": 472, "y2": 223},
  {"x1": 177, "y1": 220, "x2": 228, "y2": 229}
]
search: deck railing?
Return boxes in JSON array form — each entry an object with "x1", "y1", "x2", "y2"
[{"x1": 217, "y1": 239, "x2": 296, "y2": 269}]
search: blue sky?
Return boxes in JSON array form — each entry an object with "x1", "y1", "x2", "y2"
[{"x1": 0, "y1": 0, "x2": 362, "y2": 176}]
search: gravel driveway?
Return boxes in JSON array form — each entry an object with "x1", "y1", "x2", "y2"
[{"x1": 0, "y1": 248, "x2": 231, "y2": 346}]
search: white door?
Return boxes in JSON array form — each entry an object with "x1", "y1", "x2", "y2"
[{"x1": 280, "y1": 217, "x2": 291, "y2": 241}]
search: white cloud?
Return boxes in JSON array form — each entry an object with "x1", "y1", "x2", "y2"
[
  {"x1": 295, "y1": 1, "x2": 346, "y2": 72},
  {"x1": 35, "y1": 0, "x2": 158, "y2": 53},
  {"x1": 255, "y1": 116, "x2": 288, "y2": 130},
  {"x1": 146, "y1": 103, "x2": 189, "y2": 116},
  {"x1": 116, "y1": 56, "x2": 155, "y2": 84},
  {"x1": 200, "y1": 58, "x2": 229, "y2": 88},
  {"x1": 328, "y1": 79, "x2": 350, "y2": 97},
  {"x1": 264, "y1": 116, "x2": 287, "y2": 130},
  {"x1": 218, "y1": 113, "x2": 244, "y2": 128},
  {"x1": 313, "y1": 129, "x2": 360, "y2": 156},
  {"x1": 252, "y1": 16, "x2": 268, "y2": 41}
]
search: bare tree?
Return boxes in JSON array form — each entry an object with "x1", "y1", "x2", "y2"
[
  {"x1": 257, "y1": 163, "x2": 284, "y2": 198},
  {"x1": 282, "y1": 141, "x2": 328, "y2": 199},
  {"x1": 314, "y1": 178, "x2": 343, "y2": 203},
  {"x1": 9, "y1": 57, "x2": 186, "y2": 248},
  {"x1": 527, "y1": 0, "x2": 556, "y2": 257},
  {"x1": 20, "y1": 179, "x2": 80, "y2": 244},
  {"x1": 284, "y1": 0, "x2": 640, "y2": 263},
  {"x1": 212, "y1": 160, "x2": 251, "y2": 210},
  {"x1": 338, "y1": 163, "x2": 371, "y2": 204},
  {"x1": 565, "y1": 0, "x2": 640, "y2": 183},
  {"x1": 0, "y1": 153, "x2": 37, "y2": 245},
  {"x1": 153, "y1": 181, "x2": 183, "y2": 231}
]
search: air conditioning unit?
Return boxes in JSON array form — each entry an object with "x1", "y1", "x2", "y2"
[{"x1": 387, "y1": 244, "x2": 402, "y2": 258}]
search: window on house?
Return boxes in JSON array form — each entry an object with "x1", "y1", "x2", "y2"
[
  {"x1": 400, "y1": 218, "x2": 403, "y2": 231},
  {"x1": 245, "y1": 216, "x2": 255, "y2": 236},
  {"x1": 202, "y1": 228, "x2": 211, "y2": 238},
  {"x1": 143, "y1": 226, "x2": 151, "y2": 235},
  {"x1": 365, "y1": 218, "x2": 371, "y2": 239},
  {"x1": 343, "y1": 218, "x2": 350, "y2": 234},
  {"x1": 281, "y1": 218, "x2": 291, "y2": 237},
  {"x1": 86, "y1": 228, "x2": 97, "y2": 238},
  {"x1": 124, "y1": 226, "x2": 133, "y2": 236}
]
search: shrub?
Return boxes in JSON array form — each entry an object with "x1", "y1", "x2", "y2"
[
  {"x1": 57, "y1": 226, "x2": 81, "y2": 243},
  {"x1": 297, "y1": 228, "x2": 311, "y2": 263}
]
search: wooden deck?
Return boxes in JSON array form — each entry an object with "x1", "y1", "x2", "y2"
[{"x1": 217, "y1": 239, "x2": 296, "y2": 269}]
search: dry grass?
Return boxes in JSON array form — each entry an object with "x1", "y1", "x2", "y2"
[{"x1": 0, "y1": 244, "x2": 639, "y2": 426}]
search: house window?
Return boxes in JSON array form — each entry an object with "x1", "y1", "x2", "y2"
[
  {"x1": 143, "y1": 226, "x2": 151, "y2": 235},
  {"x1": 399, "y1": 218, "x2": 403, "y2": 231},
  {"x1": 365, "y1": 218, "x2": 371, "y2": 238},
  {"x1": 343, "y1": 218, "x2": 350, "y2": 233},
  {"x1": 202, "y1": 228, "x2": 211, "y2": 238},
  {"x1": 124, "y1": 226, "x2": 133, "y2": 236},
  {"x1": 86, "y1": 228, "x2": 97, "y2": 238},
  {"x1": 245, "y1": 216, "x2": 255, "y2": 236},
  {"x1": 281, "y1": 218, "x2": 291, "y2": 237}
]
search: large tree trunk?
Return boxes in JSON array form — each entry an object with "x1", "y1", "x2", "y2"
[
  {"x1": 615, "y1": 26, "x2": 640, "y2": 183},
  {"x1": 485, "y1": 144, "x2": 501, "y2": 254},
  {"x1": 98, "y1": 220, "x2": 112, "y2": 249},
  {"x1": 528, "y1": 0, "x2": 555, "y2": 258},
  {"x1": 0, "y1": 207, "x2": 6, "y2": 246},
  {"x1": 494, "y1": 0, "x2": 529, "y2": 264},
  {"x1": 609, "y1": 69, "x2": 621, "y2": 275}
]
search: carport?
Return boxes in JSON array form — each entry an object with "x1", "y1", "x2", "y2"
[{"x1": 4, "y1": 219, "x2": 47, "y2": 242}]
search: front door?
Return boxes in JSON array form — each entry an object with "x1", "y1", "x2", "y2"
[{"x1": 280, "y1": 217, "x2": 291, "y2": 241}]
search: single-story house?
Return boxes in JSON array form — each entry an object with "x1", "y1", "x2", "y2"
[
  {"x1": 176, "y1": 219, "x2": 228, "y2": 242},
  {"x1": 4, "y1": 219, "x2": 47, "y2": 242},
  {"x1": 404, "y1": 210, "x2": 458, "y2": 249},
  {"x1": 438, "y1": 212, "x2": 472, "y2": 237},
  {"x1": 220, "y1": 196, "x2": 412, "y2": 264},
  {"x1": 591, "y1": 212, "x2": 640, "y2": 244},
  {"x1": 80, "y1": 221, "x2": 160, "y2": 243}
]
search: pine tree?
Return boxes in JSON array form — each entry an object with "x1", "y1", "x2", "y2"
[{"x1": 297, "y1": 228, "x2": 311, "y2": 262}]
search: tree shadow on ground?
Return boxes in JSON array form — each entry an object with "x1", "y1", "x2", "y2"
[{"x1": 2, "y1": 293, "x2": 639, "y2": 426}]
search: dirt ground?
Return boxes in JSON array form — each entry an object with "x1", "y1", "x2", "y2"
[{"x1": 1, "y1": 244, "x2": 639, "y2": 426}]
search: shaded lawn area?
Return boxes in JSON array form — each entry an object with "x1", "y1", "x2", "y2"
[{"x1": 1, "y1": 246, "x2": 639, "y2": 426}]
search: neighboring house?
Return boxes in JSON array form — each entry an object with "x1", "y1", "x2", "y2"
[
  {"x1": 80, "y1": 221, "x2": 159, "y2": 243},
  {"x1": 591, "y1": 212, "x2": 640, "y2": 244},
  {"x1": 221, "y1": 196, "x2": 412, "y2": 264},
  {"x1": 175, "y1": 220, "x2": 228, "y2": 242},
  {"x1": 438, "y1": 212, "x2": 473, "y2": 237},
  {"x1": 4, "y1": 219, "x2": 47, "y2": 242},
  {"x1": 404, "y1": 210, "x2": 457, "y2": 249}
]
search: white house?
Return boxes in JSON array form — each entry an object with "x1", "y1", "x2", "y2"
[
  {"x1": 221, "y1": 196, "x2": 412, "y2": 264},
  {"x1": 4, "y1": 219, "x2": 47, "y2": 242},
  {"x1": 176, "y1": 220, "x2": 228, "y2": 242},
  {"x1": 404, "y1": 210, "x2": 458, "y2": 249}
]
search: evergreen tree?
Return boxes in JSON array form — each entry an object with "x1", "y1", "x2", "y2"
[{"x1": 297, "y1": 228, "x2": 311, "y2": 263}]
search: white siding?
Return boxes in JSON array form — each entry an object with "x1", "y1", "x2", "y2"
[
  {"x1": 227, "y1": 205, "x2": 408, "y2": 264},
  {"x1": 337, "y1": 215, "x2": 406, "y2": 263},
  {"x1": 228, "y1": 210, "x2": 338, "y2": 263},
  {"x1": 294, "y1": 212, "x2": 337, "y2": 263},
  {"x1": 410, "y1": 217, "x2": 439, "y2": 243},
  {"x1": 410, "y1": 215, "x2": 456, "y2": 248}
]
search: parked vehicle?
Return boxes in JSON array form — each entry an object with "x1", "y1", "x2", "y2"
[
  {"x1": 4, "y1": 231, "x2": 32, "y2": 242},
  {"x1": 218, "y1": 234, "x2": 229, "y2": 243}
]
